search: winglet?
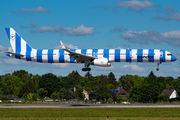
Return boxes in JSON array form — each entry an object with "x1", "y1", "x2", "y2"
[
  {"x1": 60, "y1": 40, "x2": 66, "y2": 49},
  {"x1": 75, "y1": 45, "x2": 78, "y2": 50}
]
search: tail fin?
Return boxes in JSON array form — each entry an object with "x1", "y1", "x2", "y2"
[{"x1": 5, "y1": 28, "x2": 33, "y2": 54}]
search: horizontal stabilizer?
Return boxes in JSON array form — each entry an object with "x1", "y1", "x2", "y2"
[{"x1": 5, "y1": 52, "x2": 24, "y2": 57}]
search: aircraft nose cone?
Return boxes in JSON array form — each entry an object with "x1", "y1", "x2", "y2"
[{"x1": 172, "y1": 56, "x2": 177, "y2": 62}]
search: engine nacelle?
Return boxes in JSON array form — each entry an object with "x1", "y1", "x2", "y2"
[{"x1": 91, "y1": 58, "x2": 111, "y2": 67}]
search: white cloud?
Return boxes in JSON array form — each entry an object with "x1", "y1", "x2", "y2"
[
  {"x1": 120, "y1": 64, "x2": 144, "y2": 72},
  {"x1": 116, "y1": 0, "x2": 154, "y2": 12},
  {"x1": 110, "y1": 26, "x2": 128, "y2": 33},
  {"x1": 115, "y1": 47, "x2": 123, "y2": 49},
  {"x1": 30, "y1": 21, "x2": 37, "y2": 28},
  {"x1": 31, "y1": 25, "x2": 95, "y2": 36},
  {"x1": 152, "y1": 4, "x2": 180, "y2": 21},
  {"x1": 103, "y1": 3, "x2": 108, "y2": 10},
  {"x1": 11, "y1": 6, "x2": 50, "y2": 13},
  {"x1": 0, "y1": 44, "x2": 8, "y2": 51},
  {"x1": 1, "y1": 58, "x2": 23, "y2": 65},
  {"x1": 20, "y1": 26, "x2": 28, "y2": 29},
  {"x1": 0, "y1": 44, "x2": 13, "y2": 57},
  {"x1": 120, "y1": 30, "x2": 180, "y2": 46}
]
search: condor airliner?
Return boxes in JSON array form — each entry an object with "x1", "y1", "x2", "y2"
[{"x1": 5, "y1": 28, "x2": 177, "y2": 71}]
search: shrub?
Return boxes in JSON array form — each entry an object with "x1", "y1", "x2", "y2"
[
  {"x1": 163, "y1": 94, "x2": 169, "y2": 102},
  {"x1": 3, "y1": 100, "x2": 11, "y2": 103},
  {"x1": 108, "y1": 98, "x2": 113, "y2": 102},
  {"x1": 1, "y1": 97, "x2": 8, "y2": 101}
]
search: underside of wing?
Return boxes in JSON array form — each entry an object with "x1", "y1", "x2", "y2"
[{"x1": 69, "y1": 51, "x2": 96, "y2": 63}]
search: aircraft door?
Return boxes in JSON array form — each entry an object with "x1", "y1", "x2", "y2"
[{"x1": 130, "y1": 50, "x2": 136, "y2": 58}]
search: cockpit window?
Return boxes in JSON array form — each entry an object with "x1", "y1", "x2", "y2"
[{"x1": 167, "y1": 53, "x2": 173, "y2": 56}]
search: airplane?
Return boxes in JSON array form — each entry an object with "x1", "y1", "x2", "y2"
[{"x1": 4, "y1": 28, "x2": 177, "y2": 71}]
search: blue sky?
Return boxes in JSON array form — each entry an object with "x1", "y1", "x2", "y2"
[{"x1": 0, "y1": 0, "x2": 180, "y2": 79}]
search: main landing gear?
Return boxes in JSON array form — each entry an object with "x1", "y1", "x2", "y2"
[
  {"x1": 156, "y1": 63, "x2": 160, "y2": 71},
  {"x1": 82, "y1": 61, "x2": 91, "y2": 71},
  {"x1": 82, "y1": 68, "x2": 91, "y2": 71}
]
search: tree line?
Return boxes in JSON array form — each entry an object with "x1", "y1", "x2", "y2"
[{"x1": 0, "y1": 70, "x2": 179, "y2": 102}]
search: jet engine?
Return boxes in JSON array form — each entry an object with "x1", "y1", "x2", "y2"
[{"x1": 91, "y1": 58, "x2": 111, "y2": 67}]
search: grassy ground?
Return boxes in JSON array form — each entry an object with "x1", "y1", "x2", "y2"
[{"x1": 0, "y1": 108, "x2": 180, "y2": 120}]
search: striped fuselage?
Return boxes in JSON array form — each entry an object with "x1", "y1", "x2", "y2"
[{"x1": 7, "y1": 49, "x2": 174, "y2": 64}]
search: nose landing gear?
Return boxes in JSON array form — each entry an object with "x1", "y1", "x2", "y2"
[{"x1": 156, "y1": 63, "x2": 160, "y2": 71}]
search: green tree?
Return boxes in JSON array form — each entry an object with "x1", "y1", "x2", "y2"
[
  {"x1": 125, "y1": 81, "x2": 132, "y2": 91},
  {"x1": 98, "y1": 93, "x2": 111, "y2": 101},
  {"x1": 84, "y1": 71, "x2": 92, "y2": 79},
  {"x1": 108, "y1": 98, "x2": 113, "y2": 102},
  {"x1": 146, "y1": 71, "x2": 157, "y2": 84},
  {"x1": 158, "y1": 94, "x2": 164, "y2": 102},
  {"x1": 174, "y1": 77, "x2": 180, "y2": 96},
  {"x1": 32, "y1": 93, "x2": 39, "y2": 101},
  {"x1": 129, "y1": 84, "x2": 159, "y2": 102},
  {"x1": 1, "y1": 73, "x2": 16, "y2": 95},
  {"x1": 20, "y1": 74, "x2": 36, "y2": 96},
  {"x1": 37, "y1": 88, "x2": 48, "y2": 101},
  {"x1": 22, "y1": 93, "x2": 28, "y2": 100},
  {"x1": 75, "y1": 88, "x2": 85, "y2": 100},
  {"x1": 133, "y1": 75, "x2": 144, "y2": 86},
  {"x1": 118, "y1": 75, "x2": 134, "y2": 91},
  {"x1": 51, "y1": 92, "x2": 59, "y2": 101},
  {"x1": 163, "y1": 94, "x2": 169, "y2": 102},
  {"x1": 98, "y1": 75, "x2": 109, "y2": 86},
  {"x1": 108, "y1": 72, "x2": 117, "y2": 87},
  {"x1": 59, "y1": 88, "x2": 74, "y2": 100},
  {"x1": 84, "y1": 77, "x2": 99, "y2": 93},
  {"x1": 107, "y1": 84, "x2": 115, "y2": 90},
  {"x1": 14, "y1": 87, "x2": 20, "y2": 98},
  {"x1": 165, "y1": 77, "x2": 174, "y2": 88},
  {"x1": 59, "y1": 76, "x2": 75, "y2": 90},
  {"x1": 115, "y1": 94, "x2": 124, "y2": 102},
  {"x1": 68, "y1": 71, "x2": 80, "y2": 85},
  {"x1": 12, "y1": 70, "x2": 28, "y2": 80},
  {"x1": 39, "y1": 73, "x2": 59, "y2": 97}
]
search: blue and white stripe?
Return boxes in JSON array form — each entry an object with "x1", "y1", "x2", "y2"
[{"x1": 5, "y1": 28, "x2": 177, "y2": 66}]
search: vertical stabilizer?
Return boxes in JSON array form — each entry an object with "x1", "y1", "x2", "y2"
[{"x1": 5, "y1": 28, "x2": 33, "y2": 54}]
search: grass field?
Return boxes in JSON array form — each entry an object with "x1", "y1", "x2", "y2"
[{"x1": 0, "y1": 108, "x2": 180, "y2": 120}]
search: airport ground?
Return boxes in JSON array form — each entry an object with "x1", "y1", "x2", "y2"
[{"x1": 0, "y1": 103, "x2": 180, "y2": 119}]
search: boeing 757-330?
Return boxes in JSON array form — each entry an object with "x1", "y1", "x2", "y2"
[{"x1": 5, "y1": 28, "x2": 177, "y2": 71}]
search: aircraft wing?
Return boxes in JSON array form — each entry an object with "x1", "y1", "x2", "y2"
[{"x1": 60, "y1": 41, "x2": 96, "y2": 63}]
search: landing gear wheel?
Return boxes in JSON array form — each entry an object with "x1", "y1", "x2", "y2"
[
  {"x1": 82, "y1": 68, "x2": 87, "y2": 71},
  {"x1": 82, "y1": 68, "x2": 91, "y2": 72},
  {"x1": 156, "y1": 68, "x2": 159, "y2": 71}
]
